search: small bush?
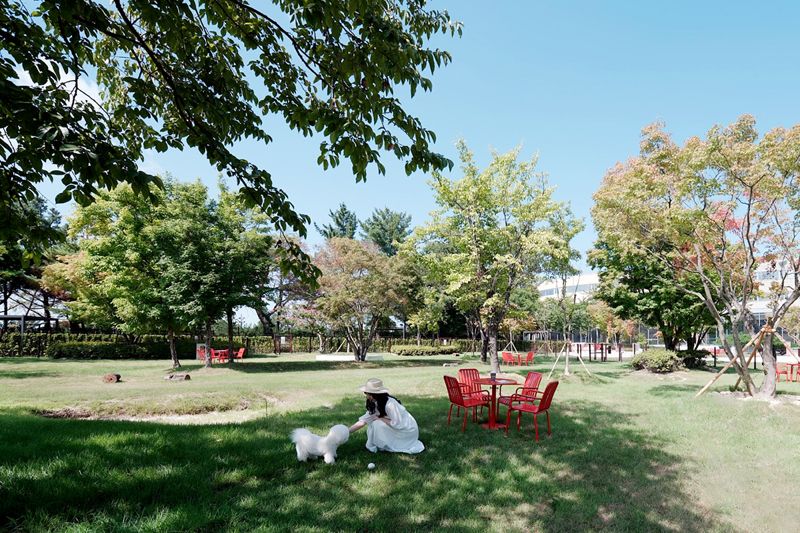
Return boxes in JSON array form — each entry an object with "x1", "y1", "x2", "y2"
[
  {"x1": 391, "y1": 344, "x2": 460, "y2": 356},
  {"x1": 680, "y1": 349, "x2": 709, "y2": 369},
  {"x1": 631, "y1": 348, "x2": 681, "y2": 373}
]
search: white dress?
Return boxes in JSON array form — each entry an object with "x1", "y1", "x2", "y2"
[{"x1": 359, "y1": 398, "x2": 425, "y2": 454}]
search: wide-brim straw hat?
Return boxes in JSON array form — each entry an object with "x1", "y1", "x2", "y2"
[{"x1": 359, "y1": 378, "x2": 390, "y2": 394}]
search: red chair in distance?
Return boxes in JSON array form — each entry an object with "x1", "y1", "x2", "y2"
[
  {"x1": 504, "y1": 381, "x2": 559, "y2": 441},
  {"x1": 776, "y1": 363, "x2": 790, "y2": 382},
  {"x1": 501, "y1": 351, "x2": 516, "y2": 366},
  {"x1": 523, "y1": 351, "x2": 535, "y2": 365},
  {"x1": 234, "y1": 347, "x2": 245, "y2": 360},
  {"x1": 444, "y1": 376, "x2": 490, "y2": 431},
  {"x1": 497, "y1": 371, "x2": 542, "y2": 420}
]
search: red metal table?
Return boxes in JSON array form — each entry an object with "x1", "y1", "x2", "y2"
[{"x1": 474, "y1": 377, "x2": 518, "y2": 430}]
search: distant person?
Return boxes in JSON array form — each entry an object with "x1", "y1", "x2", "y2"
[{"x1": 349, "y1": 378, "x2": 425, "y2": 454}]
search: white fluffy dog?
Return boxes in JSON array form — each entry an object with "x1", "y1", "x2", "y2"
[{"x1": 290, "y1": 424, "x2": 350, "y2": 464}]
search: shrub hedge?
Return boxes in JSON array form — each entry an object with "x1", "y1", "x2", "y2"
[
  {"x1": 680, "y1": 349, "x2": 709, "y2": 369},
  {"x1": 46, "y1": 340, "x2": 197, "y2": 360},
  {"x1": 391, "y1": 344, "x2": 461, "y2": 356},
  {"x1": 631, "y1": 348, "x2": 682, "y2": 373}
]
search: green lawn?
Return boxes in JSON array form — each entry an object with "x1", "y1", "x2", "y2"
[{"x1": 1, "y1": 354, "x2": 799, "y2": 532}]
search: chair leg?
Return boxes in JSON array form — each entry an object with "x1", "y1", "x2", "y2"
[
  {"x1": 534, "y1": 414, "x2": 539, "y2": 442},
  {"x1": 448, "y1": 404, "x2": 453, "y2": 425},
  {"x1": 472, "y1": 406, "x2": 477, "y2": 422},
  {"x1": 546, "y1": 411, "x2": 551, "y2": 436},
  {"x1": 517, "y1": 411, "x2": 521, "y2": 430},
  {"x1": 462, "y1": 410, "x2": 468, "y2": 432},
  {"x1": 505, "y1": 408, "x2": 512, "y2": 435}
]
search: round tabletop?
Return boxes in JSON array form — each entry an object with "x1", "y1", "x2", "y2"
[{"x1": 474, "y1": 377, "x2": 518, "y2": 386}]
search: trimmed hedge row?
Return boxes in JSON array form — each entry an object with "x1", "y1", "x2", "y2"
[
  {"x1": 46, "y1": 341, "x2": 198, "y2": 360},
  {"x1": 391, "y1": 344, "x2": 461, "y2": 356}
]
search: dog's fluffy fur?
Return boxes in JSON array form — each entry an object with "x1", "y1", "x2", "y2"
[{"x1": 290, "y1": 424, "x2": 350, "y2": 464}]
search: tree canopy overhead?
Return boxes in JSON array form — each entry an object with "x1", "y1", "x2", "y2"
[{"x1": 1, "y1": 0, "x2": 460, "y2": 270}]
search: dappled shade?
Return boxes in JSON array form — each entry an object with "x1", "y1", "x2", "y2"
[{"x1": 0, "y1": 396, "x2": 727, "y2": 531}]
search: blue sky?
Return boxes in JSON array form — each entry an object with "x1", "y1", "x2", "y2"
[{"x1": 40, "y1": 1, "x2": 800, "y2": 268}]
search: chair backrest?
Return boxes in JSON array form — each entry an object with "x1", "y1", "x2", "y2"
[
  {"x1": 236, "y1": 347, "x2": 245, "y2": 358},
  {"x1": 525, "y1": 351, "x2": 534, "y2": 363},
  {"x1": 444, "y1": 375, "x2": 465, "y2": 405},
  {"x1": 776, "y1": 363, "x2": 788, "y2": 372},
  {"x1": 458, "y1": 368, "x2": 481, "y2": 393},
  {"x1": 523, "y1": 371, "x2": 543, "y2": 391},
  {"x1": 537, "y1": 381, "x2": 559, "y2": 411}
]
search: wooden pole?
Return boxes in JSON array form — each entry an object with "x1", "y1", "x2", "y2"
[
  {"x1": 773, "y1": 332, "x2": 800, "y2": 363},
  {"x1": 695, "y1": 329, "x2": 763, "y2": 398}
]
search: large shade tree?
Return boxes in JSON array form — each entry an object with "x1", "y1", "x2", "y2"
[
  {"x1": 2, "y1": 0, "x2": 460, "y2": 272},
  {"x1": 593, "y1": 116, "x2": 800, "y2": 398},
  {"x1": 410, "y1": 141, "x2": 564, "y2": 372},
  {"x1": 588, "y1": 242, "x2": 715, "y2": 351},
  {"x1": 315, "y1": 238, "x2": 406, "y2": 361}
]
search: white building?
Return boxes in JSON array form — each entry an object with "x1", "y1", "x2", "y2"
[{"x1": 537, "y1": 272, "x2": 599, "y2": 303}]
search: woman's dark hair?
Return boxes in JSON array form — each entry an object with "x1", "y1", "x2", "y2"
[{"x1": 365, "y1": 393, "x2": 401, "y2": 417}]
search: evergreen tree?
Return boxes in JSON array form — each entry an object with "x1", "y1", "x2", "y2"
[{"x1": 360, "y1": 207, "x2": 412, "y2": 255}]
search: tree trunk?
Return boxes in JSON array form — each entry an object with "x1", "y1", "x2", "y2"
[
  {"x1": 488, "y1": 324, "x2": 499, "y2": 373},
  {"x1": 757, "y1": 330, "x2": 777, "y2": 398},
  {"x1": 226, "y1": 307, "x2": 234, "y2": 363},
  {"x1": 255, "y1": 307, "x2": 273, "y2": 336},
  {"x1": 168, "y1": 327, "x2": 180, "y2": 369},
  {"x1": 563, "y1": 325, "x2": 571, "y2": 376},
  {"x1": 204, "y1": 319, "x2": 213, "y2": 368},
  {"x1": 43, "y1": 293, "x2": 52, "y2": 332},
  {"x1": 317, "y1": 333, "x2": 324, "y2": 353},
  {"x1": 416, "y1": 326, "x2": 421, "y2": 346},
  {"x1": 480, "y1": 329, "x2": 489, "y2": 363}
]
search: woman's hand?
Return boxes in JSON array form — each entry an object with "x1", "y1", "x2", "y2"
[{"x1": 349, "y1": 420, "x2": 366, "y2": 433}]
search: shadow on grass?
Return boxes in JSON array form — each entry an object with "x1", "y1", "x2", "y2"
[
  {"x1": 647, "y1": 384, "x2": 701, "y2": 397},
  {"x1": 0, "y1": 395, "x2": 729, "y2": 532},
  {"x1": 187, "y1": 359, "x2": 462, "y2": 374},
  {"x1": 0, "y1": 370, "x2": 58, "y2": 379}
]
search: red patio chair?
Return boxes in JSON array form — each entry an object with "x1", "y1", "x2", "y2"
[
  {"x1": 212, "y1": 348, "x2": 230, "y2": 363},
  {"x1": 234, "y1": 347, "x2": 245, "y2": 359},
  {"x1": 497, "y1": 371, "x2": 542, "y2": 419},
  {"x1": 776, "y1": 363, "x2": 790, "y2": 382},
  {"x1": 444, "y1": 375, "x2": 490, "y2": 432},
  {"x1": 523, "y1": 351, "x2": 535, "y2": 365},
  {"x1": 504, "y1": 381, "x2": 559, "y2": 441},
  {"x1": 501, "y1": 351, "x2": 515, "y2": 365},
  {"x1": 457, "y1": 368, "x2": 489, "y2": 420}
]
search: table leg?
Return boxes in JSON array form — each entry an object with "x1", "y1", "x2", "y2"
[{"x1": 482, "y1": 384, "x2": 507, "y2": 430}]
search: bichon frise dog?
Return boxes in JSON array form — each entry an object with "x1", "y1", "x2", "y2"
[{"x1": 290, "y1": 424, "x2": 350, "y2": 464}]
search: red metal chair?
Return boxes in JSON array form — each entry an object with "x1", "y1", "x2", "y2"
[
  {"x1": 504, "y1": 381, "x2": 559, "y2": 441},
  {"x1": 776, "y1": 363, "x2": 790, "y2": 382},
  {"x1": 497, "y1": 371, "x2": 542, "y2": 419},
  {"x1": 444, "y1": 375, "x2": 490, "y2": 431},
  {"x1": 501, "y1": 351, "x2": 515, "y2": 365},
  {"x1": 234, "y1": 347, "x2": 245, "y2": 359},
  {"x1": 457, "y1": 368, "x2": 489, "y2": 420},
  {"x1": 523, "y1": 351, "x2": 535, "y2": 365},
  {"x1": 211, "y1": 348, "x2": 230, "y2": 363}
]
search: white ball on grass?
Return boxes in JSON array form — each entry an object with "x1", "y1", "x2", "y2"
[{"x1": 367, "y1": 462, "x2": 376, "y2": 470}]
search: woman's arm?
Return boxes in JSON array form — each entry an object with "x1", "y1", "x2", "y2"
[{"x1": 349, "y1": 420, "x2": 366, "y2": 433}]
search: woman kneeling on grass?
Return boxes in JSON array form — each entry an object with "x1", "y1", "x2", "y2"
[{"x1": 349, "y1": 378, "x2": 425, "y2": 454}]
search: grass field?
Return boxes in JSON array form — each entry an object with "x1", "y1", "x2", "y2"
[{"x1": 1, "y1": 353, "x2": 800, "y2": 532}]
